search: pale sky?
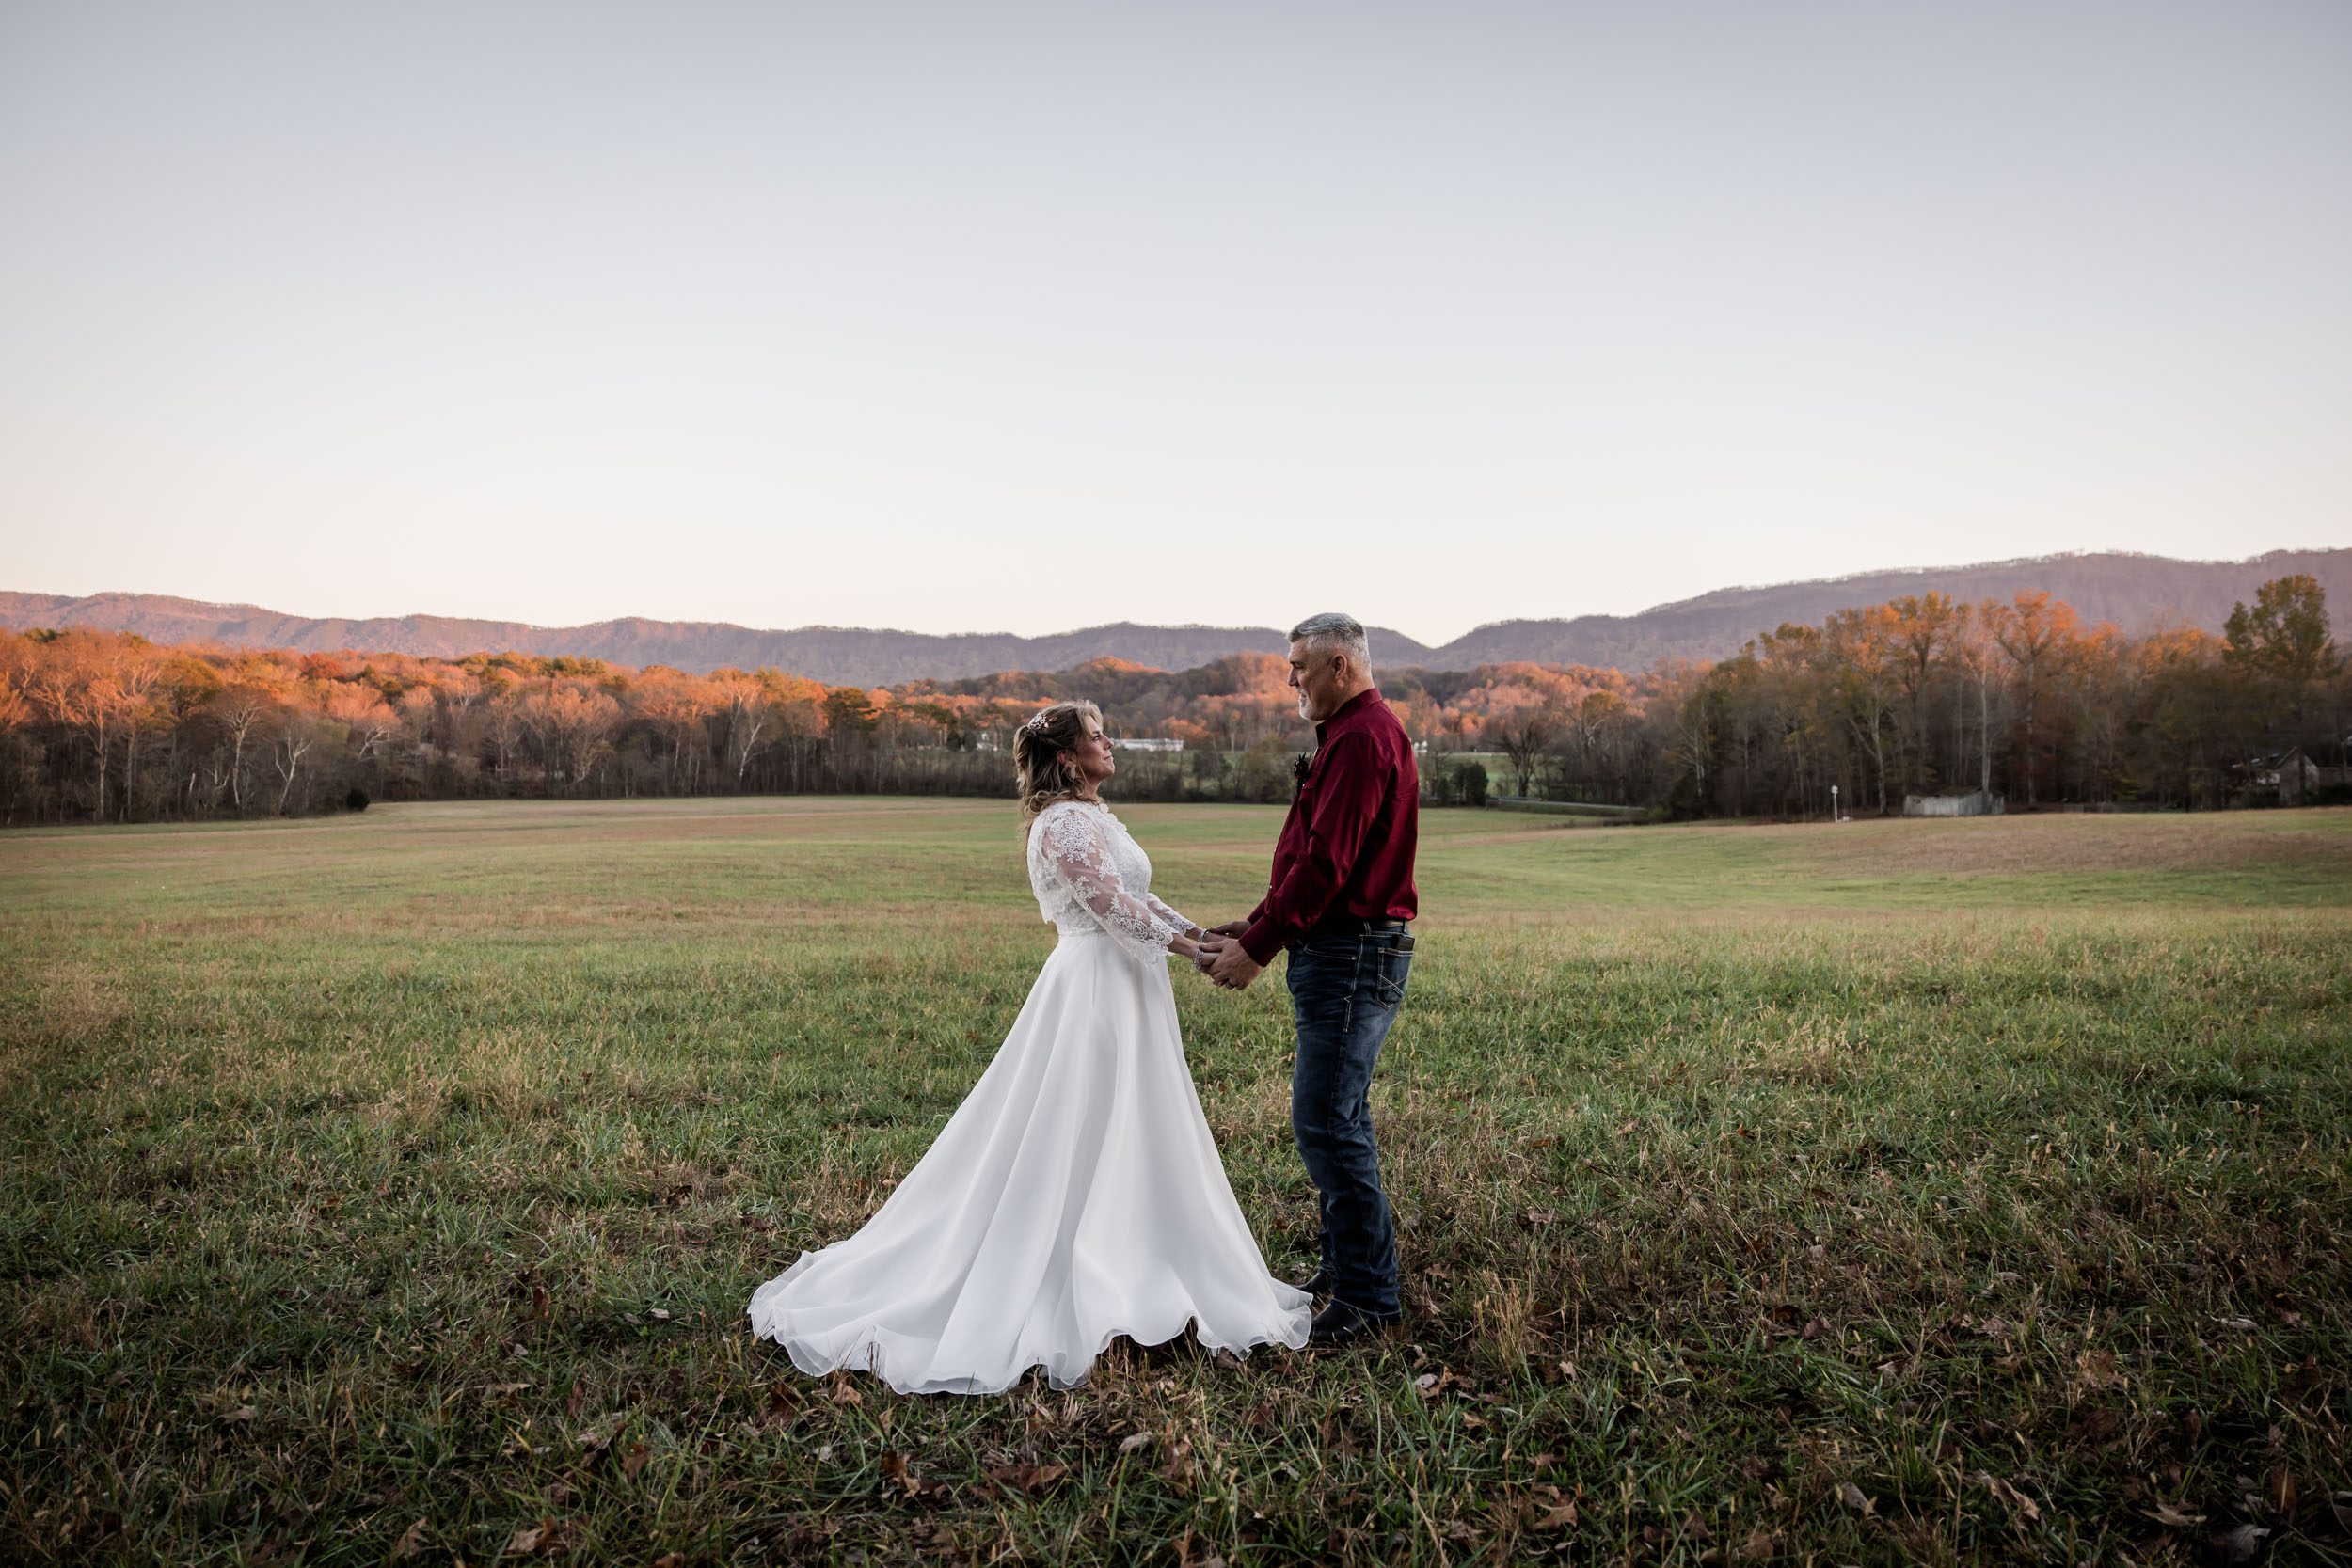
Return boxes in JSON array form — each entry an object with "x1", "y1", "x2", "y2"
[{"x1": 3, "y1": 1, "x2": 2347, "y2": 645}]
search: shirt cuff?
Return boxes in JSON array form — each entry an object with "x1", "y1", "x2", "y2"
[{"x1": 1239, "y1": 919, "x2": 1286, "y2": 967}]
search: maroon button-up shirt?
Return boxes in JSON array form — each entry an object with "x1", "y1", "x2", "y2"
[{"x1": 1239, "y1": 688, "x2": 1420, "y2": 965}]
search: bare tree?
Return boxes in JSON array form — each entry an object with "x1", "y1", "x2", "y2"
[
  {"x1": 323, "y1": 682, "x2": 398, "y2": 760},
  {"x1": 485, "y1": 692, "x2": 528, "y2": 785},
  {"x1": 111, "y1": 643, "x2": 169, "y2": 822},
  {"x1": 1988, "y1": 591, "x2": 2083, "y2": 807},
  {"x1": 24, "y1": 631, "x2": 146, "y2": 821},
  {"x1": 715, "y1": 673, "x2": 771, "y2": 785},
  {"x1": 523, "y1": 682, "x2": 621, "y2": 794},
  {"x1": 205, "y1": 686, "x2": 278, "y2": 813},
  {"x1": 1492, "y1": 709, "x2": 1553, "y2": 799},
  {"x1": 272, "y1": 713, "x2": 319, "y2": 813}
]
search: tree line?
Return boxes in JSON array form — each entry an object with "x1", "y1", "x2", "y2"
[{"x1": 0, "y1": 575, "x2": 2342, "y2": 827}]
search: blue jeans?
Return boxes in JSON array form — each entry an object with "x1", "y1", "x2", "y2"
[{"x1": 1285, "y1": 924, "x2": 1413, "y2": 1318}]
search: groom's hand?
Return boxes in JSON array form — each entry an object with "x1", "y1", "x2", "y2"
[
  {"x1": 1204, "y1": 919, "x2": 1251, "y2": 939},
  {"x1": 1204, "y1": 941, "x2": 1264, "y2": 991}
]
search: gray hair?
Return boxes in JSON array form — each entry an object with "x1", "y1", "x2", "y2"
[{"x1": 1288, "y1": 611, "x2": 1370, "y2": 670}]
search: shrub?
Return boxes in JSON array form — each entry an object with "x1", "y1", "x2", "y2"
[{"x1": 344, "y1": 787, "x2": 371, "y2": 812}]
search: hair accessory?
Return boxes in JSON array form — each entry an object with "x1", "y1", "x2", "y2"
[{"x1": 1021, "y1": 711, "x2": 1051, "y2": 736}]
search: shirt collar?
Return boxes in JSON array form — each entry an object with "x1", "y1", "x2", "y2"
[{"x1": 1313, "y1": 686, "x2": 1381, "y2": 742}]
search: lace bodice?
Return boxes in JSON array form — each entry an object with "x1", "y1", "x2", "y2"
[{"x1": 1026, "y1": 800, "x2": 1196, "y2": 963}]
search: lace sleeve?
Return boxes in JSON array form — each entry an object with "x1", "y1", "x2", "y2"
[
  {"x1": 1143, "y1": 890, "x2": 1198, "y2": 939},
  {"x1": 1037, "y1": 806, "x2": 1182, "y2": 963}
]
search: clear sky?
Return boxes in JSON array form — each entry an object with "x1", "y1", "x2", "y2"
[{"x1": 3, "y1": 1, "x2": 2346, "y2": 645}]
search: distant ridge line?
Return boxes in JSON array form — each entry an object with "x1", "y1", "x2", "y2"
[
  {"x1": 1625, "y1": 546, "x2": 2298, "y2": 617},
  {"x1": 3, "y1": 546, "x2": 2344, "y2": 685}
]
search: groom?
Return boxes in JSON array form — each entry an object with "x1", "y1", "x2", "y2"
[{"x1": 1200, "y1": 612, "x2": 1419, "y2": 1347}]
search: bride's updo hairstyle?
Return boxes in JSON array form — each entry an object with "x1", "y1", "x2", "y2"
[{"x1": 1014, "y1": 700, "x2": 1104, "y2": 840}]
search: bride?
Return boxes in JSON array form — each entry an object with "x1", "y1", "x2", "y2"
[{"x1": 746, "y1": 700, "x2": 1314, "y2": 1394}]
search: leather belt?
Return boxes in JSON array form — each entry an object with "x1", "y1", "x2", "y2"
[{"x1": 1311, "y1": 914, "x2": 1411, "y2": 936}]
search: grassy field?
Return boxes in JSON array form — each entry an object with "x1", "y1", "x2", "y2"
[{"x1": 4, "y1": 799, "x2": 2349, "y2": 1565}]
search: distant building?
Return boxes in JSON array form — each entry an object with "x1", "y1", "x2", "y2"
[
  {"x1": 2266, "y1": 746, "x2": 2351, "y2": 806},
  {"x1": 1113, "y1": 737, "x2": 1184, "y2": 752},
  {"x1": 1902, "y1": 790, "x2": 2006, "y2": 817}
]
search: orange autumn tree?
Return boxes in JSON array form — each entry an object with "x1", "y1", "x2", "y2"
[{"x1": 0, "y1": 575, "x2": 2338, "y2": 826}]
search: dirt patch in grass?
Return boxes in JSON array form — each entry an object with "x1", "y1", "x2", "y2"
[{"x1": 1800, "y1": 812, "x2": 2352, "y2": 878}]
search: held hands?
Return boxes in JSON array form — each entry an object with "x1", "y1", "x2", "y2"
[
  {"x1": 1191, "y1": 924, "x2": 1265, "y2": 991},
  {"x1": 1186, "y1": 922, "x2": 1235, "y2": 973}
]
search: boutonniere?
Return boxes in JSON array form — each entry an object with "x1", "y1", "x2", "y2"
[{"x1": 1292, "y1": 752, "x2": 1313, "y2": 784}]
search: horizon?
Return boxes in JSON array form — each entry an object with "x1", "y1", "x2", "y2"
[
  {"x1": 13, "y1": 541, "x2": 2348, "y2": 651},
  {"x1": 5, "y1": 3, "x2": 2350, "y2": 642}
]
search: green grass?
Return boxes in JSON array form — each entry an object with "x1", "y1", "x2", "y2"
[{"x1": 5, "y1": 800, "x2": 2350, "y2": 1565}]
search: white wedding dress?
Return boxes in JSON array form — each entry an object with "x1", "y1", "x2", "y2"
[{"x1": 745, "y1": 797, "x2": 1313, "y2": 1394}]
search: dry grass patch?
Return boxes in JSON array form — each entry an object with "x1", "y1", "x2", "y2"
[{"x1": 1812, "y1": 808, "x2": 2352, "y2": 877}]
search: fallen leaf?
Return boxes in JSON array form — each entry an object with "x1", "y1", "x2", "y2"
[
  {"x1": 2149, "y1": 1503, "x2": 2206, "y2": 1528},
  {"x1": 220, "y1": 1405, "x2": 257, "y2": 1424},
  {"x1": 1976, "y1": 1472, "x2": 2042, "y2": 1526},
  {"x1": 2211, "y1": 1523, "x2": 2270, "y2": 1564},
  {"x1": 1736, "y1": 1527, "x2": 1776, "y2": 1560},
  {"x1": 1118, "y1": 1431, "x2": 1153, "y2": 1455},
  {"x1": 390, "y1": 1520, "x2": 428, "y2": 1560},
  {"x1": 1531, "y1": 1500, "x2": 1578, "y2": 1530},
  {"x1": 620, "y1": 1442, "x2": 651, "y2": 1481},
  {"x1": 504, "y1": 1517, "x2": 570, "y2": 1556},
  {"x1": 1835, "y1": 1481, "x2": 1874, "y2": 1516},
  {"x1": 1801, "y1": 1317, "x2": 1828, "y2": 1341},
  {"x1": 987, "y1": 1462, "x2": 1070, "y2": 1496}
]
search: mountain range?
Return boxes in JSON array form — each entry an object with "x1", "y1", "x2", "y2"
[{"x1": 5, "y1": 547, "x2": 2344, "y2": 684}]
